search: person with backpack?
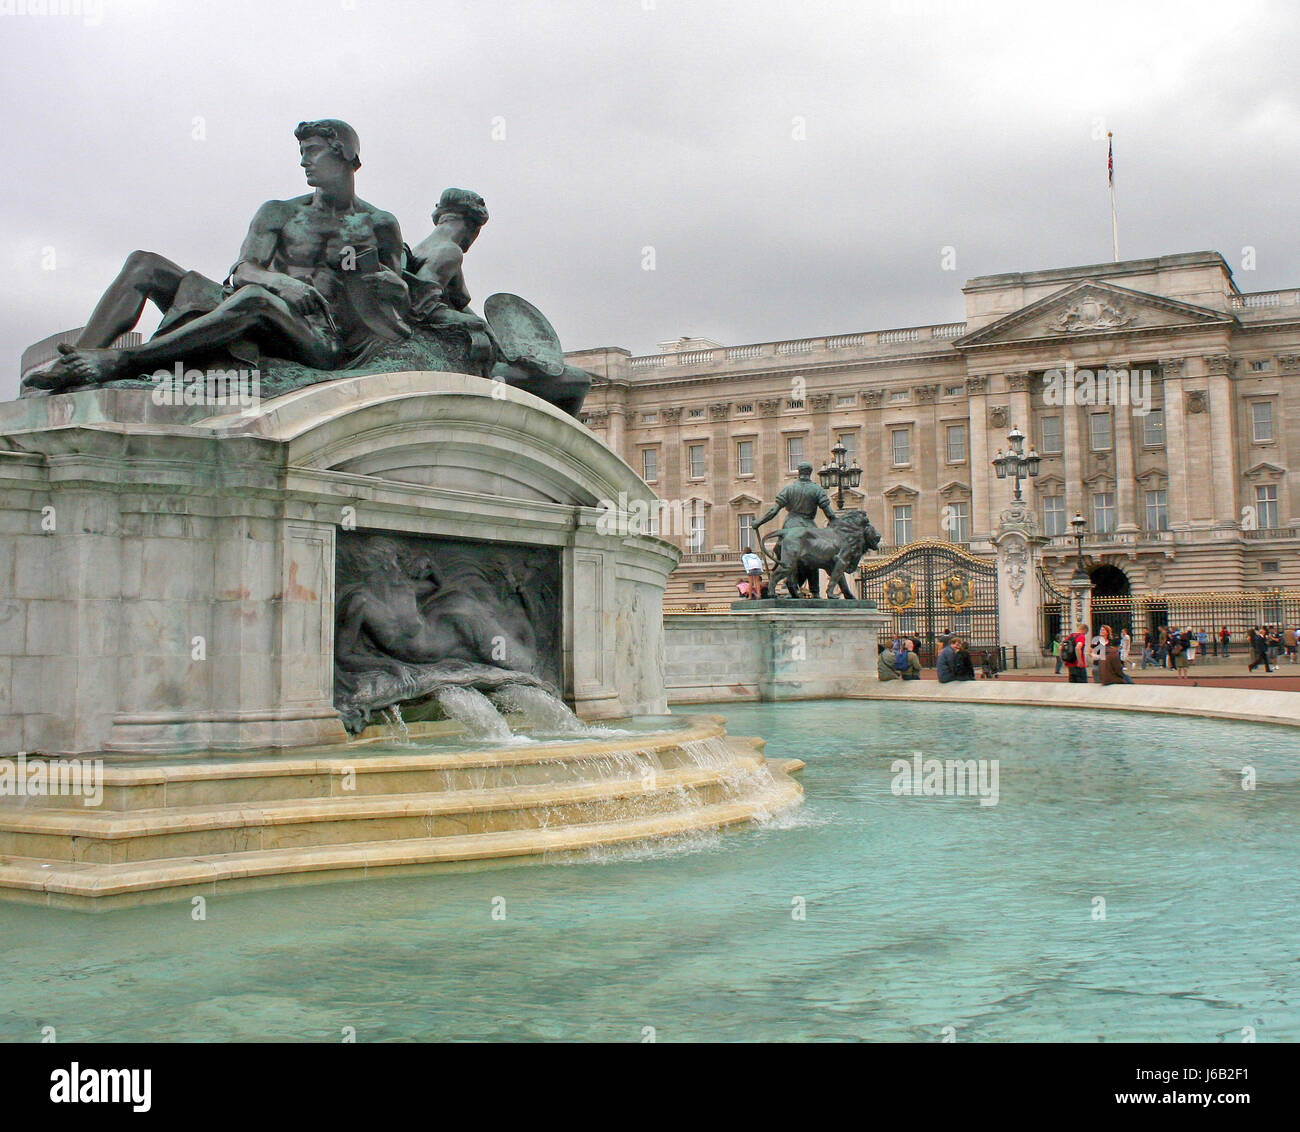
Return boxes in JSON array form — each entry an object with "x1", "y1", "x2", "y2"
[
  {"x1": 1169, "y1": 628, "x2": 1191, "y2": 679},
  {"x1": 877, "y1": 642, "x2": 901, "y2": 682},
  {"x1": 1062, "y1": 622, "x2": 1089, "y2": 683}
]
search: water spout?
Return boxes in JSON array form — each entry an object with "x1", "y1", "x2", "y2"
[
  {"x1": 434, "y1": 685, "x2": 516, "y2": 743},
  {"x1": 381, "y1": 704, "x2": 412, "y2": 745},
  {"x1": 491, "y1": 685, "x2": 586, "y2": 733}
]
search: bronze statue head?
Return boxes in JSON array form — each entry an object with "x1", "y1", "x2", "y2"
[
  {"x1": 797, "y1": 461, "x2": 813, "y2": 478},
  {"x1": 294, "y1": 119, "x2": 362, "y2": 171},
  {"x1": 433, "y1": 188, "x2": 489, "y2": 229}
]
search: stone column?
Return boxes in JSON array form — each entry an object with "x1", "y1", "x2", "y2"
[
  {"x1": 709, "y1": 402, "x2": 731, "y2": 549},
  {"x1": 1062, "y1": 398, "x2": 1084, "y2": 524},
  {"x1": 1204, "y1": 356, "x2": 1238, "y2": 528},
  {"x1": 1112, "y1": 365, "x2": 1138, "y2": 532},
  {"x1": 966, "y1": 376, "x2": 991, "y2": 545},
  {"x1": 1068, "y1": 572, "x2": 1093, "y2": 638},
  {"x1": 1160, "y1": 357, "x2": 1192, "y2": 531},
  {"x1": 993, "y1": 498, "x2": 1047, "y2": 666}
]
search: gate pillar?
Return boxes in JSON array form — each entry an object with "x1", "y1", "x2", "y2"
[{"x1": 993, "y1": 500, "x2": 1048, "y2": 666}]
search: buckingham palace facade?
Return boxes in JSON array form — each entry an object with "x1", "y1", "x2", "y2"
[{"x1": 567, "y1": 251, "x2": 1300, "y2": 609}]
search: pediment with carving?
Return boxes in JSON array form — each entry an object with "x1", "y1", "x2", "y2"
[{"x1": 955, "y1": 280, "x2": 1234, "y2": 349}]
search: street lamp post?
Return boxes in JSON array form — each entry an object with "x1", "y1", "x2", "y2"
[
  {"x1": 817, "y1": 442, "x2": 863, "y2": 509},
  {"x1": 990, "y1": 425, "x2": 1042, "y2": 503},
  {"x1": 1069, "y1": 512, "x2": 1088, "y2": 578},
  {"x1": 1067, "y1": 510, "x2": 1092, "y2": 632}
]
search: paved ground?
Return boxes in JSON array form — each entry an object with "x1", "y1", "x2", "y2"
[{"x1": 944, "y1": 656, "x2": 1300, "y2": 692}]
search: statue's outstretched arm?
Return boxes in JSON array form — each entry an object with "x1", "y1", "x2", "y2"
[{"x1": 752, "y1": 503, "x2": 782, "y2": 528}]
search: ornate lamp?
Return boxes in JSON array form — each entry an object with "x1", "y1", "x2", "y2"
[{"x1": 818, "y1": 442, "x2": 860, "y2": 509}]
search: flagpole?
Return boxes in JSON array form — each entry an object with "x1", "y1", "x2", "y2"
[{"x1": 1108, "y1": 132, "x2": 1119, "y2": 262}]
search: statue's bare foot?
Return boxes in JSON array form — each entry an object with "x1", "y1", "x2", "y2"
[{"x1": 48, "y1": 343, "x2": 130, "y2": 386}]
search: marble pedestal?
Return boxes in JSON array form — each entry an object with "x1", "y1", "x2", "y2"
[
  {"x1": 664, "y1": 602, "x2": 891, "y2": 703},
  {"x1": 0, "y1": 372, "x2": 677, "y2": 756}
]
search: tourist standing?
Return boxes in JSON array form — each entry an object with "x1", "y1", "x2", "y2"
[
  {"x1": 1219, "y1": 625, "x2": 1231, "y2": 658},
  {"x1": 1170, "y1": 629, "x2": 1190, "y2": 679},
  {"x1": 1053, "y1": 633, "x2": 1063, "y2": 674},
  {"x1": 1064, "y1": 622, "x2": 1089, "y2": 683},
  {"x1": 937, "y1": 637, "x2": 958, "y2": 683},
  {"x1": 1285, "y1": 624, "x2": 1298, "y2": 664},
  {"x1": 1119, "y1": 628, "x2": 1132, "y2": 670},
  {"x1": 1141, "y1": 630, "x2": 1154, "y2": 670},
  {"x1": 1091, "y1": 625, "x2": 1111, "y2": 682},
  {"x1": 740, "y1": 549, "x2": 764, "y2": 600},
  {"x1": 1197, "y1": 628, "x2": 1209, "y2": 660}
]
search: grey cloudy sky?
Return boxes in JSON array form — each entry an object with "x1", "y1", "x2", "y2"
[{"x1": 3, "y1": 0, "x2": 1298, "y2": 399}]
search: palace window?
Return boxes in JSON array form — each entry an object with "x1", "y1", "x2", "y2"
[
  {"x1": 891, "y1": 428, "x2": 911, "y2": 466},
  {"x1": 837, "y1": 432, "x2": 858, "y2": 462},
  {"x1": 945, "y1": 384, "x2": 964, "y2": 397},
  {"x1": 686, "y1": 514, "x2": 707, "y2": 553},
  {"x1": 1252, "y1": 400, "x2": 1275, "y2": 443},
  {"x1": 1092, "y1": 492, "x2": 1116, "y2": 534},
  {"x1": 736, "y1": 439, "x2": 755, "y2": 476},
  {"x1": 739, "y1": 513, "x2": 756, "y2": 551},
  {"x1": 1142, "y1": 409, "x2": 1165, "y2": 447},
  {"x1": 1040, "y1": 415, "x2": 1063, "y2": 454},
  {"x1": 1043, "y1": 495, "x2": 1066, "y2": 536},
  {"x1": 1089, "y1": 411, "x2": 1113, "y2": 451},
  {"x1": 687, "y1": 407, "x2": 706, "y2": 419},
  {"x1": 641, "y1": 448, "x2": 658, "y2": 483},
  {"x1": 1250, "y1": 359, "x2": 1273, "y2": 372},
  {"x1": 946, "y1": 500, "x2": 970, "y2": 543},
  {"x1": 836, "y1": 394, "x2": 856, "y2": 408},
  {"x1": 1255, "y1": 484, "x2": 1279, "y2": 529},
  {"x1": 641, "y1": 411, "x2": 659, "y2": 424},
  {"x1": 1262, "y1": 560, "x2": 1281, "y2": 574},
  {"x1": 688, "y1": 444, "x2": 706, "y2": 478},
  {"x1": 893, "y1": 504, "x2": 914, "y2": 546},
  {"x1": 1144, "y1": 489, "x2": 1169, "y2": 531},
  {"x1": 786, "y1": 435, "x2": 806, "y2": 471},
  {"x1": 889, "y1": 390, "x2": 909, "y2": 403},
  {"x1": 945, "y1": 423, "x2": 968, "y2": 463},
  {"x1": 691, "y1": 581, "x2": 706, "y2": 593},
  {"x1": 735, "y1": 403, "x2": 753, "y2": 414}
]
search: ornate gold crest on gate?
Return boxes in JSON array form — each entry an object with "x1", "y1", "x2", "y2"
[
  {"x1": 941, "y1": 571, "x2": 973, "y2": 610},
  {"x1": 885, "y1": 575, "x2": 915, "y2": 611}
]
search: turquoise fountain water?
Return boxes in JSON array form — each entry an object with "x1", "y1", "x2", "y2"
[{"x1": 2, "y1": 700, "x2": 1295, "y2": 1042}]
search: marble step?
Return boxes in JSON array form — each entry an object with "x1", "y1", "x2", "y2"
[
  {"x1": 8, "y1": 720, "x2": 743, "y2": 812},
  {"x1": 0, "y1": 761, "x2": 778, "y2": 864},
  {"x1": 0, "y1": 775, "x2": 805, "y2": 908}
]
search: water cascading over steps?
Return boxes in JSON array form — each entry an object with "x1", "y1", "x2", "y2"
[{"x1": 0, "y1": 716, "x2": 804, "y2": 909}]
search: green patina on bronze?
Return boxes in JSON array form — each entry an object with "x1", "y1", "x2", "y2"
[{"x1": 21, "y1": 120, "x2": 591, "y2": 415}]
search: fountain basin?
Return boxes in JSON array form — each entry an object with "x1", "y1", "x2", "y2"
[{"x1": 0, "y1": 715, "x2": 802, "y2": 909}]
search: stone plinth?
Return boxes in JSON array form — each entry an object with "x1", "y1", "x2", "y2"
[
  {"x1": 665, "y1": 603, "x2": 891, "y2": 703},
  {"x1": 0, "y1": 372, "x2": 678, "y2": 755}
]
